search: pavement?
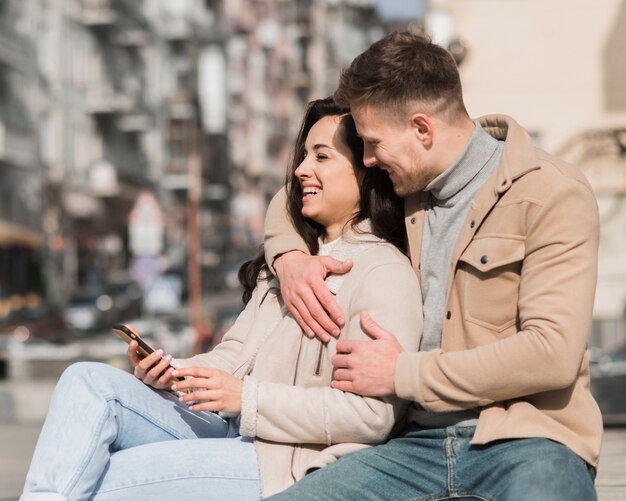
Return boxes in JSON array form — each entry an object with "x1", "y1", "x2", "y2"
[
  {"x1": 0, "y1": 292, "x2": 244, "y2": 497},
  {"x1": 2, "y1": 373, "x2": 625, "y2": 499}
]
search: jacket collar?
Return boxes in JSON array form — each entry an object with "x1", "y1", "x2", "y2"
[{"x1": 477, "y1": 114, "x2": 541, "y2": 193}]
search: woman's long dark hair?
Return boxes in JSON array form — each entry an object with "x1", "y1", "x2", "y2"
[{"x1": 238, "y1": 97, "x2": 405, "y2": 304}]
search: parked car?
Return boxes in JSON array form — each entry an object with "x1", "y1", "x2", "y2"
[
  {"x1": 63, "y1": 286, "x2": 118, "y2": 335},
  {"x1": 0, "y1": 302, "x2": 67, "y2": 345},
  {"x1": 106, "y1": 275, "x2": 143, "y2": 322},
  {"x1": 64, "y1": 272, "x2": 145, "y2": 336},
  {"x1": 590, "y1": 344, "x2": 626, "y2": 425}
]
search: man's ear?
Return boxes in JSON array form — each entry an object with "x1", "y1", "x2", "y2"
[{"x1": 410, "y1": 113, "x2": 434, "y2": 148}]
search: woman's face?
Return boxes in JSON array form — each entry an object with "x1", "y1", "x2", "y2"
[{"x1": 295, "y1": 115, "x2": 362, "y2": 242}]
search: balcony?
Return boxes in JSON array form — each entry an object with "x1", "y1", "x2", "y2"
[
  {"x1": 288, "y1": 72, "x2": 310, "y2": 89},
  {"x1": 111, "y1": 27, "x2": 150, "y2": 47},
  {"x1": 116, "y1": 113, "x2": 151, "y2": 133},
  {"x1": 0, "y1": 120, "x2": 38, "y2": 169},
  {"x1": 81, "y1": 0, "x2": 117, "y2": 27},
  {"x1": 85, "y1": 91, "x2": 132, "y2": 115},
  {"x1": 0, "y1": 19, "x2": 34, "y2": 71}
]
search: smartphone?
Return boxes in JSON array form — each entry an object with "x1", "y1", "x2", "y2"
[
  {"x1": 112, "y1": 323, "x2": 182, "y2": 382},
  {"x1": 112, "y1": 323, "x2": 156, "y2": 358}
]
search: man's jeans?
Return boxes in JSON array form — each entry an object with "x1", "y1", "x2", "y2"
[
  {"x1": 270, "y1": 424, "x2": 597, "y2": 501},
  {"x1": 21, "y1": 362, "x2": 261, "y2": 501}
]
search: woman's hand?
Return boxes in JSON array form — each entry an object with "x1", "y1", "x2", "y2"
[
  {"x1": 127, "y1": 340, "x2": 177, "y2": 390},
  {"x1": 170, "y1": 367, "x2": 243, "y2": 413}
]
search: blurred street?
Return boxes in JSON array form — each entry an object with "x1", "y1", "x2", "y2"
[{"x1": 0, "y1": 289, "x2": 243, "y2": 498}]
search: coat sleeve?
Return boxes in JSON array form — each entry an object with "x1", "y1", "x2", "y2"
[
  {"x1": 240, "y1": 257, "x2": 423, "y2": 444},
  {"x1": 264, "y1": 187, "x2": 310, "y2": 273},
  {"x1": 172, "y1": 286, "x2": 262, "y2": 373},
  {"x1": 395, "y1": 176, "x2": 599, "y2": 410}
]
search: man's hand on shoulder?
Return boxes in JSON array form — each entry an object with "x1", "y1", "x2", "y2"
[
  {"x1": 331, "y1": 312, "x2": 403, "y2": 397},
  {"x1": 274, "y1": 250, "x2": 352, "y2": 342}
]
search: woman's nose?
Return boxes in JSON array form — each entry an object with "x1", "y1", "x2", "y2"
[{"x1": 295, "y1": 159, "x2": 311, "y2": 178}]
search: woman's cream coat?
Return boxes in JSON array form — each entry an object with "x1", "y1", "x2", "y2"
[{"x1": 176, "y1": 222, "x2": 422, "y2": 497}]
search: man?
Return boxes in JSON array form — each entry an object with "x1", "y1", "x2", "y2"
[{"x1": 264, "y1": 32, "x2": 601, "y2": 500}]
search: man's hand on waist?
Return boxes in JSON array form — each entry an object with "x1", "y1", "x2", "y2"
[{"x1": 331, "y1": 311, "x2": 403, "y2": 397}]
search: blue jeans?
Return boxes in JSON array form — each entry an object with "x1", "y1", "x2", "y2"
[
  {"x1": 269, "y1": 424, "x2": 596, "y2": 501},
  {"x1": 21, "y1": 362, "x2": 261, "y2": 501}
]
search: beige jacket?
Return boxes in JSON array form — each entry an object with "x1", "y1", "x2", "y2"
[
  {"x1": 265, "y1": 115, "x2": 603, "y2": 467},
  {"x1": 178, "y1": 222, "x2": 422, "y2": 497}
]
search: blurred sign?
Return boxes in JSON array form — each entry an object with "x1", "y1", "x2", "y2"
[
  {"x1": 128, "y1": 191, "x2": 164, "y2": 256},
  {"x1": 144, "y1": 275, "x2": 182, "y2": 314},
  {"x1": 198, "y1": 45, "x2": 226, "y2": 134},
  {"x1": 130, "y1": 255, "x2": 161, "y2": 288},
  {"x1": 89, "y1": 160, "x2": 119, "y2": 197}
]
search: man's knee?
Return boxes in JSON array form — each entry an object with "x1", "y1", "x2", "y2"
[{"x1": 497, "y1": 440, "x2": 596, "y2": 501}]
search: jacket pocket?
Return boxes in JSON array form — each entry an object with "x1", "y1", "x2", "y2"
[{"x1": 458, "y1": 236, "x2": 525, "y2": 332}]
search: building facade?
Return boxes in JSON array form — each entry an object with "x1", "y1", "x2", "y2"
[{"x1": 1, "y1": 0, "x2": 406, "y2": 326}]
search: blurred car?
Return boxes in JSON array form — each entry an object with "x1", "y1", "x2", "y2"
[
  {"x1": 106, "y1": 275, "x2": 143, "y2": 322},
  {"x1": 64, "y1": 273, "x2": 145, "y2": 336},
  {"x1": 590, "y1": 344, "x2": 626, "y2": 425},
  {"x1": 64, "y1": 286, "x2": 118, "y2": 335},
  {"x1": 0, "y1": 302, "x2": 67, "y2": 345}
]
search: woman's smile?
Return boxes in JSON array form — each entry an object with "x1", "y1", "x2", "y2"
[{"x1": 295, "y1": 115, "x2": 361, "y2": 241}]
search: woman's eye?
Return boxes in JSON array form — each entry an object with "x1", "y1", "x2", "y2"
[{"x1": 316, "y1": 154, "x2": 328, "y2": 161}]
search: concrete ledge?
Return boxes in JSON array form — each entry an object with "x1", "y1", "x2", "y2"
[{"x1": 0, "y1": 379, "x2": 57, "y2": 424}]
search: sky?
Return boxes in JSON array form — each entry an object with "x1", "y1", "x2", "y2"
[{"x1": 374, "y1": 0, "x2": 425, "y2": 21}]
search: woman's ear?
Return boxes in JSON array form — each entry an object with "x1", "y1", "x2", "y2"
[{"x1": 410, "y1": 113, "x2": 434, "y2": 148}]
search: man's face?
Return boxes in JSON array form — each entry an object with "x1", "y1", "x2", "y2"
[{"x1": 352, "y1": 104, "x2": 439, "y2": 197}]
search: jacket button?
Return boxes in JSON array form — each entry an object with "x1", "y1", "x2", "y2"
[
  {"x1": 470, "y1": 220, "x2": 475, "y2": 228},
  {"x1": 446, "y1": 311, "x2": 451, "y2": 320},
  {"x1": 410, "y1": 217, "x2": 417, "y2": 224},
  {"x1": 481, "y1": 255, "x2": 488, "y2": 264}
]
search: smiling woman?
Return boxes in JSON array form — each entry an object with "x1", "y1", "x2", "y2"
[
  {"x1": 295, "y1": 115, "x2": 362, "y2": 242},
  {"x1": 20, "y1": 98, "x2": 422, "y2": 501}
]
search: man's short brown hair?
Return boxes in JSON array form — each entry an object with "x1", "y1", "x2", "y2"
[{"x1": 333, "y1": 31, "x2": 466, "y2": 120}]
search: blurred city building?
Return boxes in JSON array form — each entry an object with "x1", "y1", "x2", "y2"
[
  {"x1": 4, "y1": 0, "x2": 624, "y2": 352},
  {"x1": 0, "y1": 0, "x2": 405, "y2": 343},
  {"x1": 221, "y1": 0, "x2": 388, "y2": 248},
  {"x1": 428, "y1": 0, "x2": 626, "y2": 349},
  {"x1": 0, "y1": 0, "x2": 60, "y2": 347}
]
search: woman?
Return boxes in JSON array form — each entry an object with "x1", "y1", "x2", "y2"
[{"x1": 21, "y1": 98, "x2": 422, "y2": 500}]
